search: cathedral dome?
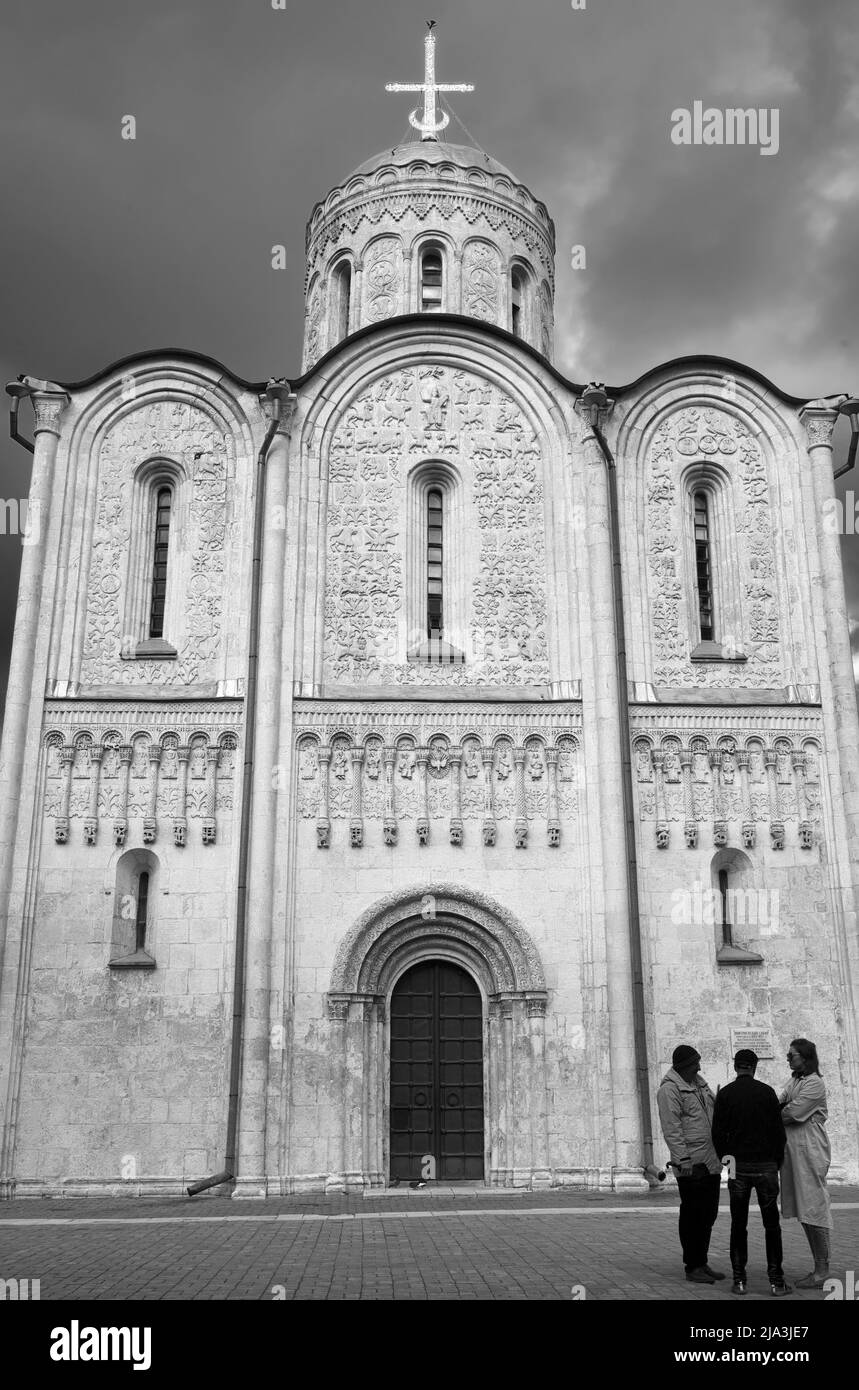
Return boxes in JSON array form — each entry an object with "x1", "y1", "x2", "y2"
[
  {"x1": 348, "y1": 139, "x2": 517, "y2": 183},
  {"x1": 302, "y1": 128, "x2": 556, "y2": 370}
]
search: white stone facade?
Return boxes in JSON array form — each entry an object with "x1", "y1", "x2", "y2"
[{"x1": 1, "y1": 139, "x2": 858, "y2": 1198}]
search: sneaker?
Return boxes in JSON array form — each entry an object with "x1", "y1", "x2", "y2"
[
  {"x1": 795, "y1": 1271, "x2": 827, "y2": 1290},
  {"x1": 731, "y1": 1278, "x2": 747, "y2": 1296},
  {"x1": 703, "y1": 1265, "x2": 726, "y2": 1280},
  {"x1": 686, "y1": 1267, "x2": 716, "y2": 1284},
  {"x1": 770, "y1": 1281, "x2": 792, "y2": 1296}
]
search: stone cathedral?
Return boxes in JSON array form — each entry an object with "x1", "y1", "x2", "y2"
[{"x1": 2, "y1": 29, "x2": 859, "y2": 1198}]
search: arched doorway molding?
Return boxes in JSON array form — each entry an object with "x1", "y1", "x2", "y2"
[{"x1": 325, "y1": 884, "x2": 550, "y2": 1190}]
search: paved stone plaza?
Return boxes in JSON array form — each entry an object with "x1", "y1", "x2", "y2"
[{"x1": 2, "y1": 1188, "x2": 857, "y2": 1301}]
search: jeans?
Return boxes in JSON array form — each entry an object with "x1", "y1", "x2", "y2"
[
  {"x1": 675, "y1": 1167, "x2": 722, "y2": 1271},
  {"x1": 727, "y1": 1163, "x2": 784, "y2": 1282}
]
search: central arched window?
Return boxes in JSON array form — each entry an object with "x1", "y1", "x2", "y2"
[
  {"x1": 135, "y1": 871, "x2": 150, "y2": 952},
  {"x1": 407, "y1": 463, "x2": 465, "y2": 665},
  {"x1": 511, "y1": 268, "x2": 524, "y2": 338},
  {"x1": 717, "y1": 868, "x2": 732, "y2": 948},
  {"x1": 148, "y1": 486, "x2": 173, "y2": 640},
  {"x1": 420, "y1": 249, "x2": 444, "y2": 312},
  {"x1": 693, "y1": 491, "x2": 714, "y2": 642},
  {"x1": 427, "y1": 489, "x2": 444, "y2": 638},
  {"x1": 333, "y1": 260, "x2": 352, "y2": 341}
]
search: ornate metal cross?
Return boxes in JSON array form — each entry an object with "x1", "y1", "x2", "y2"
[{"x1": 385, "y1": 21, "x2": 474, "y2": 141}]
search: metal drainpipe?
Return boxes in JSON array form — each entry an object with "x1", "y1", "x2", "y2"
[
  {"x1": 188, "y1": 378, "x2": 292, "y2": 1198},
  {"x1": 834, "y1": 397, "x2": 859, "y2": 479},
  {"x1": 6, "y1": 378, "x2": 36, "y2": 453},
  {"x1": 580, "y1": 382, "x2": 661, "y2": 1188}
]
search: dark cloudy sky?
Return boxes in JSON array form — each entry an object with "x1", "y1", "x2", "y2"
[{"x1": 1, "y1": 0, "x2": 858, "y2": 718}]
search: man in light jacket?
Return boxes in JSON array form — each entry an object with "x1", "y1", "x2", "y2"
[{"x1": 657, "y1": 1044, "x2": 724, "y2": 1284}]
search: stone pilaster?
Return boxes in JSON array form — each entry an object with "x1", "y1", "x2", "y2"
[{"x1": 234, "y1": 416, "x2": 293, "y2": 1198}]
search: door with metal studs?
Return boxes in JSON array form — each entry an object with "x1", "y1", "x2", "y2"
[{"x1": 389, "y1": 961, "x2": 484, "y2": 1181}]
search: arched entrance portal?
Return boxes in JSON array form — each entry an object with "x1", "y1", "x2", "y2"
[
  {"x1": 390, "y1": 960, "x2": 484, "y2": 1181},
  {"x1": 326, "y1": 884, "x2": 550, "y2": 1190}
]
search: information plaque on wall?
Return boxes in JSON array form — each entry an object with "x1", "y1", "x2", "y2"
[{"x1": 731, "y1": 1028, "x2": 775, "y2": 1059}]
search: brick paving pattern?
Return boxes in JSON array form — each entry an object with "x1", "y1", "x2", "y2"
[{"x1": 1, "y1": 1187, "x2": 856, "y2": 1300}]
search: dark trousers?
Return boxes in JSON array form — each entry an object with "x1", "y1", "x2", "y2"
[
  {"x1": 676, "y1": 1168, "x2": 721, "y2": 1271},
  {"x1": 727, "y1": 1164, "x2": 784, "y2": 1282}
]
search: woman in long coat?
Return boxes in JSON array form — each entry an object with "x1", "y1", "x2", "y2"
[{"x1": 780, "y1": 1038, "x2": 832, "y2": 1289}]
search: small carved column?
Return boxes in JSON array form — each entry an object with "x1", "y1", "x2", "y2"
[
  {"x1": 144, "y1": 743, "x2": 161, "y2": 845},
  {"x1": 680, "y1": 748, "x2": 696, "y2": 848},
  {"x1": 325, "y1": 996, "x2": 349, "y2": 1190},
  {"x1": 793, "y1": 751, "x2": 812, "y2": 849},
  {"x1": 174, "y1": 745, "x2": 190, "y2": 847},
  {"x1": 367, "y1": 998, "x2": 385, "y2": 1188},
  {"x1": 652, "y1": 750, "x2": 668, "y2": 849},
  {"x1": 114, "y1": 744, "x2": 133, "y2": 847},
  {"x1": 482, "y1": 749, "x2": 497, "y2": 847},
  {"x1": 203, "y1": 747, "x2": 219, "y2": 845},
  {"x1": 513, "y1": 749, "x2": 528, "y2": 848},
  {"x1": 500, "y1": 996, "x2": 515, "y2": 1185},
  {"x1": 737, "y1": 750, "x2": 755, "y2": 849},
  {"x1": 402, "y1": 250, "x2": 413, "y2": 310},
  {"x1": 765, "y1": 749, "x2": 784, "y2": 849},
  {"x1": 449, "y1": 746, "x2": 463, "y2": 845},
  {"x1": 451, "y1": 246, "x2": 463, "y2": 314},
  {"x1": 84, "y1": 746, "x2": 103, "y2": 846},
  {"x1": 383, "y1": 746, "x2": 397, "y2": 846},
  {"x1": 316, "y1": 746, "x2": 332, "y2": 848},
  {"x1": 710, "y1": 750, "x2": 727, "y2": 848},
  {"x1": 55, "y1": 744, "x2": 75, "y2": 844},
  {"x1": 488, "y1": 999, "x2": 503, "y2": 1185},
  {"x1": 352, "y1": 258, "x2": 364, "y2": 332},
  {"x1": 344, "y1": 997, "x2": 370, "y2": 1190},
  {"x1": 350, "y1": 747, "x2": 365, "y2": 848},
  {"x1": 526, "y1": 996, "x2": 552, "y2": 1187},
  {"x1": 546, "y1": 749, "x2": 561, "y2": 847},
  {"x1": 416, "y1": 747, "x2": 429, "y2": 846}
]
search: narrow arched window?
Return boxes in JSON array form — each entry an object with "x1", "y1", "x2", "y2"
[
  {"x1": 427, "y1": 489, "x2": 443, "y2": 639},
  {"x1": 334, "y1": 261, "x2": 351, "y2": 340},
  {"x1": 511, "y1": 268, "x2": 524, "y2": 338},
  {"x1": 421, "y1": 249, "x2": 443, "y2": 312},
  {"x1": 148, "y1": 486, "x2": 172, "y2": 639},
  {"x1": 718, "y1": 869, "x2": 732, "y2": 948},
  {"x1": 693, "y1": 491, "x2": 714, "y2": 642},
  {"x1": 135, "y1": 871, "x2": 150, "y2": 952}
]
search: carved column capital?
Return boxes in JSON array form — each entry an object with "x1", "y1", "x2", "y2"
[
  {"x1": 799, "y1": 399, "x2": 844, "y2": 450},
  {"x1": 29, "y1": 385, "x2": 71, "y2": 437}
]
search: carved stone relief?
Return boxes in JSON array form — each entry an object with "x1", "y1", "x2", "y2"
[
  {"x1": 646, "y1": 406, "x2": 781, "y2": 688},
  {"x1": 324, "y1": 366, "x2": 548, "y2": 687},
  {"x1": 364, "y1": 238, "x2": 403, "y2": 323},
  {"x1": 82, "y1": 400, "x2": 232, "y2": 686},
  {"x1": 630, "y1": 713, "x2": 824, "y2": 851},
  {"x1": 41, "y1": 704, "x2": 240, "y2": 847},
  {"x1": 294, "y1": 704, "x2": 580, "y2": 849},
  {"x1": 462, "y1": 241, "x2": 501, "y2": 321}
]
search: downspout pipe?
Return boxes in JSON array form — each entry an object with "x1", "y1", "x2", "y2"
[
  {"x1": 187, "y1": 378, "x2": 293, "y2": 1198},
  {"x1": 834, "y1": 397, "x2": 859, "y2": 479},
  {"x1": 6, "y1": 378, "x2": 35, "y2": 453},
  {"x1": 579, "y1": 382, "x2": 662, "y2": 1189}
]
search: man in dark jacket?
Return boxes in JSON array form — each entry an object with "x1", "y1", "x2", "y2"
[
  {"x1": 712, "y1": 1049, "x2": 791, "y2": 1296},
  {"x1": 657, "y1": 1044, "x2": 724, "y2": 1284}
]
